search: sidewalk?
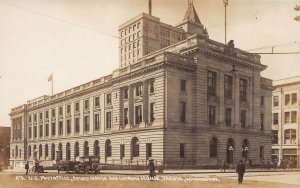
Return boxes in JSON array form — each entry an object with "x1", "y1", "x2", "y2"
[{"x1": 2, "y1": 168, "x2": 300, "y2": 175}]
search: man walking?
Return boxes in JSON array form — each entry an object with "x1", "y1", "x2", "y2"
[
  {"x1": 146, "y1": 159, "x2": 155, "y2": 181},
  {"x1": 25, "y1": 161, "x2": 29, "y2": 175},
  {"x1": 220, "y1": 160, "x2": 226, "y2": 172},
  {"x1": 236, "y1": 160, "x2": 245, "y2": 184}
]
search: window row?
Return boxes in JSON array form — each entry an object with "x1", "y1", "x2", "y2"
[
  {"x1": 272, "y1": 129, "x2": 297, "y2": 144},
  {"x1": 207, "y1": 71, "x2": 248, "y2": 102},
  {"x1": 120, "y1": 22, "x2": 141, "y2": 37},
  {"x1": 273, "y1": 93, "x2": 298, "y2": 107}
]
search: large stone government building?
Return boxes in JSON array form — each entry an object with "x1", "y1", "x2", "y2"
[{"x1": 9, "y1": 2, "x2": 273, "y2": 169}]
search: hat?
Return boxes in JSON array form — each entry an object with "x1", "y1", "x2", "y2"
[
  {"x1": 149, "y1": 159, "x2": 154, "y2": 161},
  {"x1": 239, "y1": 160, "x2": 243, "y2": 162}
]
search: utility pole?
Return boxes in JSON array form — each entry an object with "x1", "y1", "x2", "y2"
[{"x1": 223, "y1": 0, "x2": 229, "y2": 44}]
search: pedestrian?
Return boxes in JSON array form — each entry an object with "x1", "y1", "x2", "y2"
[
  {"x1": 236, "y1": 160, "x2": 245, "y2": 184},
  {"x1": 220, "y1": 160, "x2": 226, "y2": 172},
  {"x1": 25, "y1": 161, "x2": 29, "y2": 175},
  {"x1": 146, "y1": 159, "x2": 156, "y2": 181}
]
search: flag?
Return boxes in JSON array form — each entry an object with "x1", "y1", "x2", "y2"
[{"x1": 48, "y1": 74, "x2": 53, "y2": 82}]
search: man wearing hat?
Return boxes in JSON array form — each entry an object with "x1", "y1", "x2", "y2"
[
  {"x1": 236, "y1": 160, "x2": 246, "y2": 184},
  {"x1": 146, "y1": 159, "x2": 155, "y2": 181}
]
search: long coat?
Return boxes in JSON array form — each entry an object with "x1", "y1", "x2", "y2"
[
  {"x1": 147, "y1": 161, "x2": 155, "y2": 177},
  {"x1": 236, "y1": 163, "x2": 245, "y2": 174}
]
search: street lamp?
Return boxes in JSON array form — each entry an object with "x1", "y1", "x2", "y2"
[
  {"x1": 242, "y1": 146, "x2": 249, "y2": 161},
  {"x1": 229, "y1": 145, "x2": 234, "y2": 167},
  {"x1": 223, "y1": 0, "x2": 229, "y2": 44}
]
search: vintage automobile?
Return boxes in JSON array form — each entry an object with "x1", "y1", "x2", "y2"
[
  {"x1": 57, "y1": 156, "x2": 101, "y2": 174},
  {"x1": 32, "y1": 162, "x2": 44, "y2": 173}
]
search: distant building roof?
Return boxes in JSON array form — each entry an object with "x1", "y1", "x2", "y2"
[{"x1": 183, "y1": 1, "x2": 201, "y2": 24}]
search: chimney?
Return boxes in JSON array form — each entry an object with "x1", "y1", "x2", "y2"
[{"x1": 149, "y1": 0, "x2": 152, "y2": 15}]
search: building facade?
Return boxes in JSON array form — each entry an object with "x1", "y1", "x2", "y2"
[
  {"x1": 272, "y1": 76, "x2": 300, "y2": 167},
  {"x1": 0, "y1": 126, "x2": 10, "y2": 169},
  {"x1": 10, "y1": 2, "x2": 272, "y2": 169}
]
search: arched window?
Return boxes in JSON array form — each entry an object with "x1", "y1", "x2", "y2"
[
  {"x1": 94, "y1": 140, "x2": 99, "y2": 157},
  {"x1": 33, "y1": 145, "x2": 37, "y2": 158},
  {"x1": 51, "y1": 144, "x2": 55, "y2": 160},
  {"x1": 66, "y1": 143, "x2": 70, "y2": 161},
  {"x1": 28, "y1": 145, "x2": 31, "y2": 158},
  {"x1": 227, "y1": 138, "x2": 235, "y2": 164},
  {"x1": 45, "y1": 144, "x2": 48, "y2": 159},
  {"x1": 39, "y1": 144, "x2": 42, "y2": 159},
  {"x1": 284, "y1": 129, "x2": 296, "y2": 144},
  {"x1": 105, "y1": 140, "x2": 112, "y2": 158},
  {"x1": 84, "y1": 141, "x2": 89, "y2": 157},
  {"x1": 58, "y1": 143, "x2": 62, "y2": 160},
  {"x1": 131, "y1": 137, "x2": 139, "y2": 158},
  {"x1": 74, "y1": 142, "x2": 79, "y2": 159},
  {"x1": 210, "y1": 137, "x2": 218, "y2": 158}
]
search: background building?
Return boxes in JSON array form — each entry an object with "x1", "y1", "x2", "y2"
[
  {"x1": 0, "y1": 126, "x2": 10, "y2": 169},
  {"x1": 10, "y1": 2, "x2": 272, "y2": 169},
  {"x1": 272, "y1": 76, "x2": 300, "y2": 167}
]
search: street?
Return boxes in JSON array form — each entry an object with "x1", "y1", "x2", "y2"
[{"x1": 0, "y1": 170, "x2": 299, "y2": 188}]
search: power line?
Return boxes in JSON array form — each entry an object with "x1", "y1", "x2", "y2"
[
  {"x1": 247, "y1": 41, "x2": 300, "y2": 52},
  {"x1": 251, "y1": 52, "x2": 300, "y2": 54},
  {"x1": 0, "y1": 0, "x2": 121, "y2": 39}
]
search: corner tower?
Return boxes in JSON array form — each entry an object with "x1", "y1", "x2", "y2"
[{"x1": 176, "y1": 0, "x2": 208, "y2": 37}]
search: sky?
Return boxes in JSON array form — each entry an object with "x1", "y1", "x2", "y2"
[{"x1": 0, "y1": 0, "x2": 300, "y2": 127}]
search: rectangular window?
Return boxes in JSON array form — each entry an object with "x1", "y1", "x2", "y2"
[
  {"x1": 67, "y1": 105, "x2": 71, "y2": 114},
  {"x1": 34, "y1": 114, "x2": 37, "y2": 122},
  {"x1": 28, "y1": 115, "x2": 32, "y2": 123},
  {"x1": 273, "y1": 96, "x2": 279, "y2": 107},
  {"x1": 75, "y1": 102, "x2": 80, "y2": 112},
  {"x1": 94, "y1": 114, "x2": 100, "y2": 130},
  {"x1": 224, "y1": 75, "x2": 233, "y2": 99},
  {"x1": 123, "y1": 88, "x2": 129, "y2": 100},
  {"x1": 135, "y1": 105, "x2": 142, "y2": 124},
  {"x1": 95, "y1": 97, "x2": 100, "y2": 107},
  {"x1": 59, "y1": 107, "x2": 63, "y2": 116},
  {"x1": 146, "y1": 143, "x2": 152, "y2": 159},
  {"x1": 59, "y1": 121, "x2": 63, "y2": 135},
  {"x1": 28, "y1": 127, "x2": 32, "y2": 138},
  {"x1": 106, "y1": 112, "x2": 112, "y2": 129},
  {"x1": 272, "y1": 130, "x2": 279, "y2": 144},
  {"x1": 149, "y1": 80, "x2": 155, "y2": 93},
  {"x1": 84, "y1": 100, "x2": 89, "y2": 110},
  {"x1": 180, "y1": 143, "x2": 185, "y2": 158},
  {"x1": 291, "y1": 93, "x2": 297, "y2": 105},
  {"x1": 39, "y1": 112, "x2": 43, "y2": 120},
  {"x1": 45, "y1": 124, "x2": 49, "y2": 137},
  {"x1": 52, "y1": 108, "x2": 56, "y2": 117},
  {"x1": 260, "y1": 114, "x2": 264, "y2": 130},
  {"x1": 180, "y1": 102, "x2": 186, "y2": 122},
  {"x1": 207, "y1": 71, "x2": 216, "y2": 97},
  {"x1": 45, "y1": 111, "x2": 49, "y2": 119},
  {"x1": 240, "y1": 78, "x2": 247, "y2": 102},
  {"x1": 66, "y1": 119, "x2": 71, "y2": 134},
  {"x1": 84, "y1": 116, "x2": 90, "y2": 132},
  {"x1": 124, "y1": 108, "x2": 129, "y2": 125},
  {"x1": 106, "y1": 93, "x2": 112, "y2": 104},
  {"x1": 135, "y1": 84, "x2": 142, "y2": 97},
  {"x1": 51, "y1": 123, "x2": 56, "y2": 136},
  {"x1": 285, "y1": 112, "x2": 290, "y2": 123},
  {"x1": 225, "y1": 108, "x2": 232, "y2": 126},
  {"x1": 261, "y1": 96, "x2": 265, "y2": 106},
  {"x1": 241, "y1": 110, "x2": 246, "y2": 128},
  {"x1": 181, "y1": 80, "x2": 186, "y2": 92},
  {"x1": 285, "y1": 94, "x2": 290, "y2": 105},
  {"x1": 39, "y1": 124, "x2": 43, "y2": 137},
  {"x1": 33, "y1": 126, "x2": 37, "y2": 138},
  {"x1": 75, "y1": 118, "x2": 80, "y2": 133},
  {"x1": 291, "y1": 111, "x2": 297, "y2": 123},
  {"x1": 150, "y1": 103, "x2": 155, "y2": 123},
  {"x1": 260, "y1": 146, "x2": 264, "y2": 159},
  {"x1": 208, "y1": 106, "x2": 216, "y2": 125},
  {"x1": 120, "y1": 144, "x2": 125, "y2": 159},
  {"x1": 273, "y1": 113, "x2": 279, "y2": 124}
]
